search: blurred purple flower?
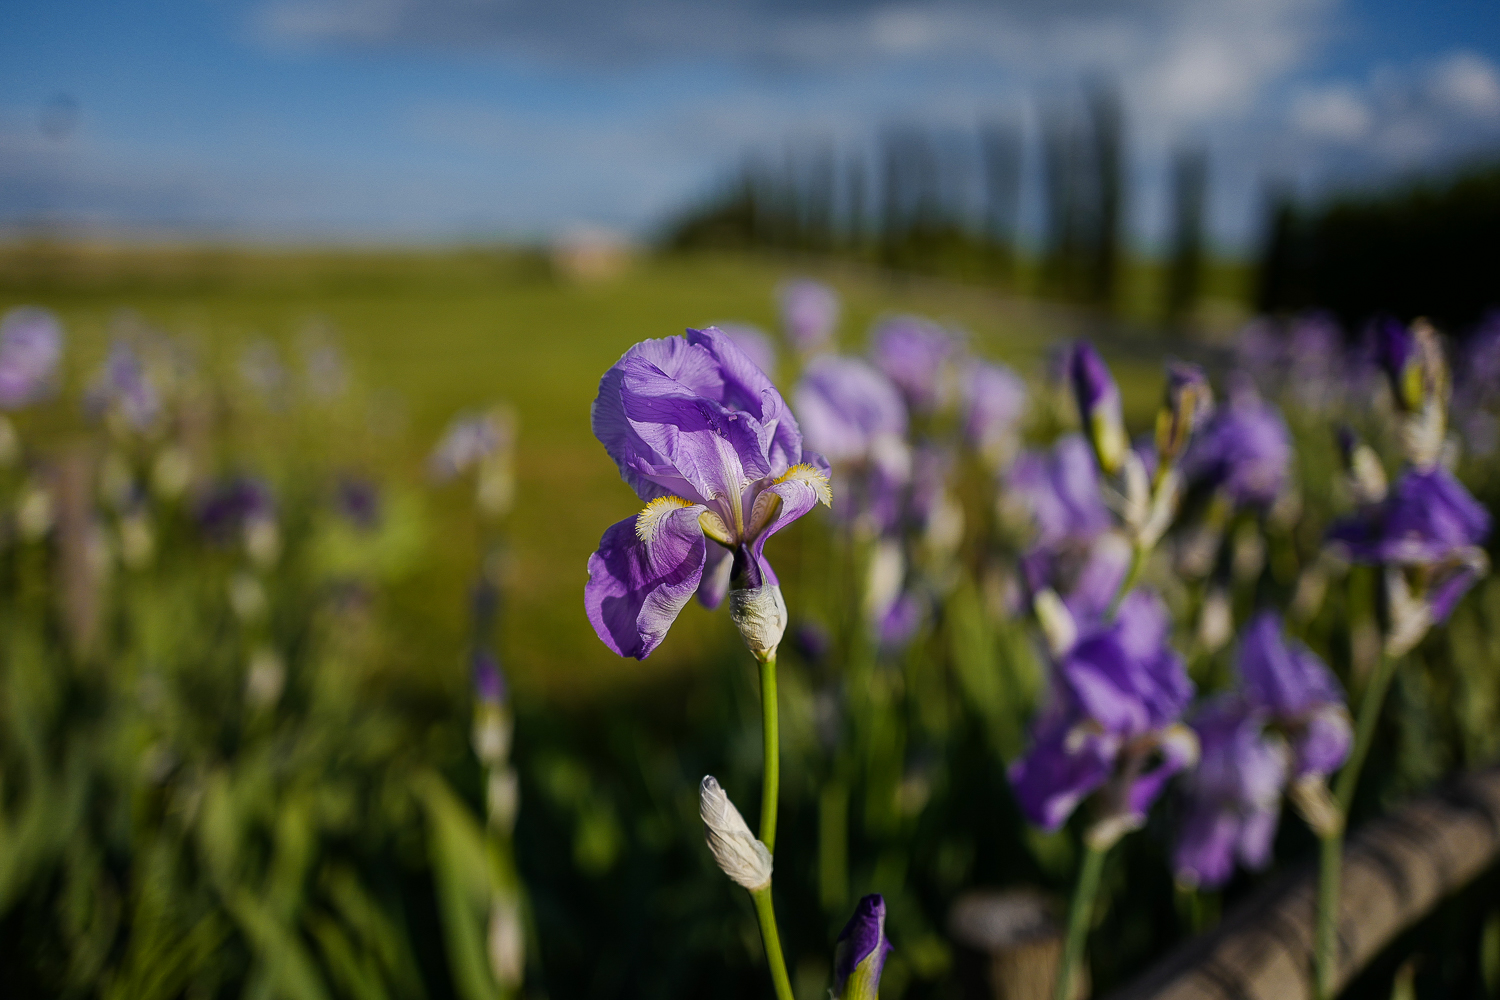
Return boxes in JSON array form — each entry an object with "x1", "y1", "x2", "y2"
[
  {"x1": 715, "y1": 322, "x2": 778, "y2": 376},
  {"x1": 87, "y1": 342, "x2": 160, "y2": 431},
  {"x1": 0, "y1": 307, "x2": 64, "y2": 409},
  {"x1": 1009, "y1": 590, "x2": 1195, "y2": 831},
  {"x1": 795, "y1": 355, "x2": 907, "y2": 465},
  {"x1": 1286, "y1": 312, "x2": 1346, "y2": 411},
  {"x1": 792, "y1": 620, "x2": 832, "y2": 666},
  {"x1": 963, "y1": 360, "x2": 1028, "y2": 460},
  {"x1": 429, "y1": 410, "x2": 510, "y2": 482},
  {"x1": 585, "y1": 327, "x2": 830, "y2": 659},
  {"x1": 1238, "y1": 611, "x2": 1350, "y2": 778},
  {"x1": 197, "y1": 476, "x2": 276, "y2": 545},
  {"x1": 334, "y1": 475, "x2": 381, "y2": 531},
  {"x1": 832, "y1": 894, "x2": 893, "y2": 1000},
  {"x1": 1327, "y1": 466, "x2": 1490, "y2": 623},
  {"x1": 870, "y1": 316, "x2": 957, "y2": 413},
  {"x1": 1174, "y1": 697, "x2": 1286, "y2": 888},
  {"x1": 778, "y1": 278, "x2": 840, "y2": 354},
  {"x1": 1006, "y1": 435, "x2": 1112, "y2": 551},
  {"x1": 1183, "y1": 384, "x2": 1291, "y2": 507},
  {"x1": 1328, "y1": 467, "x2": 1489, "y2": 567},
  {"x1": 877, "y1": 591, "x2": 927, "y2": 651}
]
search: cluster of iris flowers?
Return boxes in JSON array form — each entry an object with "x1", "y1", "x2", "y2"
[{"x1": 582, "y1": 282, "x2": 1491, "y2": 1000}]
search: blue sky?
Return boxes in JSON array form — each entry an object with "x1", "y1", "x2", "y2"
[{"x1": 3, "y1": 0, "x2": 1499, "y2": 248}]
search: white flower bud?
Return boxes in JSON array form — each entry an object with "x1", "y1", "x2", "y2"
[
  {"x1": 729, "y1": 585, "x2": 787, "y2": 662},
  {"x1": 699, "y1": 776, "x2": 772, "y2": 891}
]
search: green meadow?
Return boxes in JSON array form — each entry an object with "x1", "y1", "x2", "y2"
[{"x1": 0, "y1": 244, "x2": 1212, "y2": 700}]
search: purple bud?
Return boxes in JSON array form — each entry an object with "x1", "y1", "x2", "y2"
[
  {"x1": 1068, "y1": 341, "x2": 1126, "y2": 474},
  {"x1": 832, "y1": 894, "x2": 893, "y2": 1000},
  {"x1": 1374, "y1": 316, "x2": 1421, "y2": 411},
  {"x1": 473, "y1": 649, "x2": 507, "y2": 705},
  {"x1": 1156, "y1": 362, "x2": 1212, "y2": 465},
  {"x1": 334, "y1": 475, "x2": 381, "y2": 530},
  {"x1": 778, "y1": 279, "x2": 840, "y2": 353},
  {"x1": 0, "y1": 307, "x2": 64, "y2": 409}
]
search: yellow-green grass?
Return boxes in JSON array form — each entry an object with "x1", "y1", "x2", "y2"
[{"x1": 0, "y1": 243, "x2": 1187, "y2": 700}]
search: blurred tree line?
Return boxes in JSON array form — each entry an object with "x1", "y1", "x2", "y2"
[
  {"x1": 661, "y1": 82, "x2": 1213, "y2": 325},
  {"x1": 1258, "y1": 163, "x2": 1500, "y2": 333}
]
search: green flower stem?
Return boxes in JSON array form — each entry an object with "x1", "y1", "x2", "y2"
[
  {"x1": 1106, "y1": 541, "x2": 1149, "y2": 621},
  {"x1": 1315, "y1": 648, "x2": 1401, "y2": 1000},
  {"x1": 759, "y1": 652, "x2": 779, "y2": 852},
  {"x1": 1055, "y1": 841, "x2": 1108, "y2": 1000},
  {"x1": 751, "y1": 886, "x2": 796, "y2": 1000}
]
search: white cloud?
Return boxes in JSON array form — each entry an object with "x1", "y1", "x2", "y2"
[{"x1": 1293, "y1": 86, "x2": 1371, "y2": 141}]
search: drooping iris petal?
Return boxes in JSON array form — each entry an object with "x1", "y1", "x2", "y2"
[
  {"x1": 778, "y1": 278, "x2": 839, "y2": 353},
  {"x1": 870, "y1": 315, "x2": 957, "y2": 413},
  {"x1": 697, "y1": 542, "x2": 733, "y2": 609},
  {"x1": 1174, "y1": 698, "x2": 1286, "y2": 888},
  {"x1": 1008, "y1": 714, "x2": 1116, "y2": 831},
  {"x1": 1183, "y1": 387, "x2": 1291, "y2": 507},
  {"x1": 1237, "y1": 610, "x2": 1351, "y2": 778},
  {"x1": 585, "y1": 505, "x2": 709, "y2": 659},
  {"x1": 832, "y1": 894, "x2": 894, "y2": 1000}
]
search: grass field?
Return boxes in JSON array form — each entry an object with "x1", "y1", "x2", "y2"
[{"x1": 0, "y1": 242, "x2": 1234, "y2": 700}]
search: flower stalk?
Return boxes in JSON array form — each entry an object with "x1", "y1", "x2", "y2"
[
  {"x1": 1055, "y1": 839, "x2": 1107, "y2": 1000},
  {"x1": 1314, "y1": 647, "x2": 1400, "y2": 999}
]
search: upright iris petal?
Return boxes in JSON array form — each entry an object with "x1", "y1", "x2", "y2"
[
  {"x1": 585, "y1": 327, "x2": 831, "y2": 660},
  {"x1": 795, "y1": 355, "x2": 910, "y2": 535},
  {"x1": 778, "y1": 279, "x2": 840, "y2": 354},
  {"x1": 832, "y1": 894, "x2": 894, "y2": 1000},
  {"x1": 716, "y1": 322, "x2": 778, "y2": 377},
  {"x1": 0, "y1": 307, "x2": 64, "y2": 409}
]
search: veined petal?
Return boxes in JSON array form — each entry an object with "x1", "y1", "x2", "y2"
[
  {"x1": 746, "y1": 463, "x2": 833, "y2": 568},
  {"x1": 586, "y1": 506, "x2": 708, "y2": 659}
]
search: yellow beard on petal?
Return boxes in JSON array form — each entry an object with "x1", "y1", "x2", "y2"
[
  {"x1": 774, "y1": 463, "x2": 833, "y2": 507},
  {"x1": 635, "y1": 496, "x2": 695, "y2": 543}
]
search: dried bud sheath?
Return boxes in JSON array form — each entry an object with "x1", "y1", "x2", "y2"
[{"x1": 699, "y1": 776, "x2": 773, "y2": 891}]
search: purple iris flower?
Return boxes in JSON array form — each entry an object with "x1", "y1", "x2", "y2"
[
  {"x1": 585, "y1": 327, "x2": 831, "y2": 660},
  {"x1": 1009, "y1": 590, "x2": 1196, "y2": 832},
  {"x1": 778, "y1": 278, "x2": 840, "y2": 354},
  {"x1": 715, "y1": 322, "x2": 778, "y2": 377},
  {"x1": 1174, "y1": 697, "x2": 1286, "y2": 888},
  {"x1": 87, "y1": 342, "x2": 160, "y2": 431},
  {"x1": 1238, "y1": 611, "x2": 1350, "y2": 778},
  {"x1": 0, "y1": 307, "x2": 64, "y2": 409},
  {"x1": 795, "y1": 356, "x2": 908, "y2": 465},
  {"x1": 1182, "y1": 383, "x2": 1291, "y2": 507},
  {"x1": 870, "y1": 316, "x2": 958, "y2": 413},
  {"x1": 1327, "y1": 466, "x2": 1490, "y2": 622},
  {"x1": 1373, "y1": 315, "x2": 1423, "y2": 410},
  {"x1": 1006, "y1": 435, "x2": 1112, "y2": 551},
  {"x1": 877, "y1": 591, "x2": 927, "y2": 650},
  {"x1": 963, "y1": 360, "x2": 1028, "y2": 460},
  {"x1": 832, "y1": 894, "x2": 893, "y2": 1000},
  {"x1": 197, "y1": 476, "x2": 276, "y2": 545}
]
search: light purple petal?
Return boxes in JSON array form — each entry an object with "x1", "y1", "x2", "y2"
[
  {"x1": 779, "y1": 279, "x2": 839, "y2": 353},
  {"x1": 585, "y1": 507, "x2": 708, "y2": 660},
  {"x1": 1008, "y1": 724, "x2": 1116, "y2": 831},
  {"x1": 1239, "y1": 610, "x2": 1345, "y2": 718},
  {"x1": 795, "y1": 355, "x2": 907, "y2": 464},
  {"x1": 715, "y1": 323, "x2": 778, "y2": 378},
  {"x1": 697, "y1": 542, "x2": 733, "y2": 610},
  {"x1": 1293, "y1": 705, "x2": 1353, "y2": 778}
]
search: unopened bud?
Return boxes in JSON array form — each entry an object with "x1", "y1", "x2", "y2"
[
  {"x1": 1069, "y1": 340, "x2": 1127, "y2": 475},
  {"x1": 729, "y1": 585, "x2": 788, "y2": 662},
  {"x1": 699, "y1": 776, "x2": 772, "y2": 891},
  {"x1": 1155, "y1": 362, "x2": 1212, "y2": 467},
  {"x1": 833, "y1": 894, "x2": 894, "y2": 1000}
]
